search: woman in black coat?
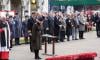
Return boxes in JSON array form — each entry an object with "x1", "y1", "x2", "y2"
[{"x1": 30, "y1": 16, "x2": 43, "y2": 59}]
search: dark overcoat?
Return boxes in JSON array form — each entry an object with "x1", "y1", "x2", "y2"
[
  {"x1": 94, "y1": 15, "x2": 100, "y2": 31},
  {"x1": 30, "y1": 23, "x2": 42, "y2": 52},
  {"x1": 54, "y1": 16, "x2": 60, "y2": 36},
  {"x1": 13, "y1": 16, "x2": 22, "y2": 38},
  {"x1": 47, "y1": 16, "x2": 54, "y2": 35},
  {"x1": 66, "y1": 18, "x2": 72, "y2": 36},
  {"x1": 22, "y1": 20, "x2": 29, "y2": 37}
]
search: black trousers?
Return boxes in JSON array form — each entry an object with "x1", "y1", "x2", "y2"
[
  {"x1": 29, "y1": 35, "x2": 32, "y2": 42},
  {"x1": 54, "y1": 30, "x2": 59, "y2": 42},
  {"x1": 15, "y1": 38, "x2": 20, "y2": 45},
  {"x1": 0, "y1": 31, "x2": 6, "y2": 47},
  {"x1": 10, "y1": 39, "x2": 13, "y2": 48},
  {"x1": 34, "y1": 50, "x2": 39, "y2": 58},
  {"x1": 79, "y1": 31, "x2": 84, "y2": 39},
  {"x1": 60, "y1": 31, "x2": 65, "y2": 42},
  {"x1": 67, "y1": 35, "x2": 70, "y2": 41},
  {"x1": 96, "y1": 30, "x2": 100, "y2": 37}
]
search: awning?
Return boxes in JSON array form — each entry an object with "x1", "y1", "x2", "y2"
[{"x1": 50, "y1": 0, "x2": 100, "y2": 6}]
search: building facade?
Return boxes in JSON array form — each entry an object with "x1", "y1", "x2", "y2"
[
  {"x1": 0, "y1": 0, "x2": 30, "y2": 20},
  {"x1": 0, "y1": 0, "x2": 49, "y2": 19}
]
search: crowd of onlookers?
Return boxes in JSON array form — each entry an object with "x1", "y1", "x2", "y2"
[
  {"x1": 0, "y1": 11, "x2": 100, "y2": 48},
  {"x1": 0, "y1": 10, "x2": 100, "y2": 59}
]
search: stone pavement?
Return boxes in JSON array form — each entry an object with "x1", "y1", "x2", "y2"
[{"x1": 10, "y1": 31, "x2": 100, "y2": 60}]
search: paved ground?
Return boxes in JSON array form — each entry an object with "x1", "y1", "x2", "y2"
[{"x1": 10, "y1": 31, "x2": 100, "y2": 60}]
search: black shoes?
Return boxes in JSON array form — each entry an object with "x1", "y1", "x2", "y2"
[
  {"x1": 97, "y1": 36, "x2": 100, "y2": 38},
  {"x1": 72, "y1": 38, "x2": 78, "y2": 40},
  {"x1": 75, "y1": 39, "x2": 78, "y2": 40},
  {"x1": 15, "y1": 44, "x2": 21, "y2": 46},
  {"x1": 79, "y1": 38, "x2": 85, "y2": 39},
  {"x1": 35, "y1": 57, "x2": 42, "y2": 59}
]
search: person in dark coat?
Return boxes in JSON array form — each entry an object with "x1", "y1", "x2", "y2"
[
  {"x1": 30, "y1": 16, "x2": 43, "y2": 59},
  {"x1": 94, "y1": 12, "x2": 100, "y2": 37},
  {"x1": 45, "y1": 13, "x2": 54, "y2": 43},
  {"x1": 0, "y1": 18, "x2": 7, "y2": 47},
  {"x1": 8, "y1": 16, "x2": 15, "y2": 48},
  {"x1": 28, "y1": 12, "x2": 36, "y2": 44},
  {"x1": 0, "y1": 17, "x2": 11, "y2": 53},
  {"x1": 13, "y1": 13, "x2": 22, "y2": 45},
  {"x1": 54, "y1": 12, "x2": 60, "y2": 42},
  {"x1": 22, "y1": 16, "x2": 29, "y2": 44},
  {"x1": 66, "y1": 15, "x2": 72, "y2": 41}
]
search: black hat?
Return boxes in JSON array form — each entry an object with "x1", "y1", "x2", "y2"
[{"x1": 37, "y1": 16, "x2": 44, "y2": 21}]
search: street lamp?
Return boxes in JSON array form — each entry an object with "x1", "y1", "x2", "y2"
[{"x1": 31, "y1": 0, "x2": 36, "y2": 4}]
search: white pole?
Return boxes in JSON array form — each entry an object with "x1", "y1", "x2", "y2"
[{"x1": 42, "y1": 0, "x2": 49, "y2": 13}]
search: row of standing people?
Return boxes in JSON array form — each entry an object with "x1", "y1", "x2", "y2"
[
  {"x1": 26, "y1": 11, "x2": 100, "y2": 43},
  {"x1": 0, "y1": 13, "x2": 43, "y2": 59},
  {"x1": 4, "y1": 11, "x2": 100, "y2": 47},
  {"x1": 0, "y1": 11, "x2": 100, "y2": 59},
  {"x1": 27, "y1": 11, "x2": 92, "y2": 44}
]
